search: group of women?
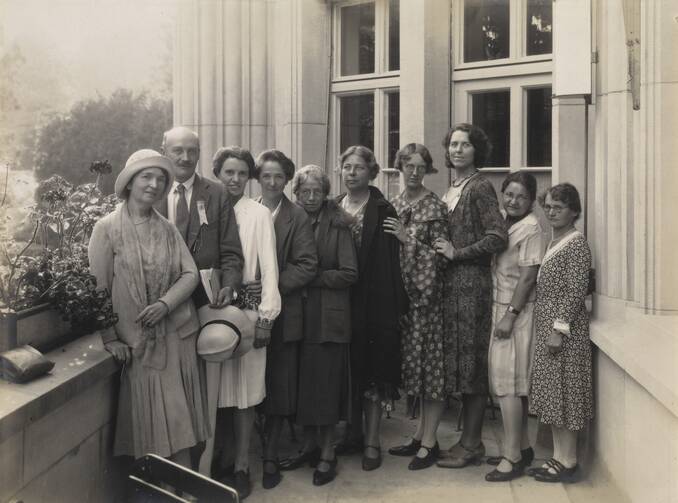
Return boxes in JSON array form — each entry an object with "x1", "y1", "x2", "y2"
[{"x1": 89, "y1": 122, "x2": 593, "y2": 500}]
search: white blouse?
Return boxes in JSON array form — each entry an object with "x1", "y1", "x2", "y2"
[
  {"x1": 233, "y1": 196, "x2": 281, "y2": 321},
  {"x1": 492, "y1": 212, "x2": 544, "y2": 305}
]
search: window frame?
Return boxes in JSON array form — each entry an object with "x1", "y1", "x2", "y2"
[
  {"x1": 452, "y1": 0, "x2": 553, "y2": 71},
  {"x1": 453, "y1": 73, "x2": 553, "y2": 173},
  {"x1": 329, "y1": 0, "x2": 401, "y2": 196}
]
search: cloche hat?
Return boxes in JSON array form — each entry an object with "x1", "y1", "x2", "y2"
[
  {"x1": 114, "y1": 149, "x2": 175, "y2": 199},
  {"x1": 196, "y1": 304, "x2": 255, "y2": 362}
]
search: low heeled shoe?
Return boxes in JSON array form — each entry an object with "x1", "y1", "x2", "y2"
[
  {"x1": 408, "y1": 443, "x2": 439, "y2": 471},
  {"x1": 388, "y1": 438, "x2": 421, "y2": 457}
]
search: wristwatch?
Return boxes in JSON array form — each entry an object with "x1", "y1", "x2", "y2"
[{"x1": 507, "y1": 305, "x2": 521, "y2": 315}]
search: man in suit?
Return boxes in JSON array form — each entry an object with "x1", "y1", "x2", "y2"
[{"x1": 158, "y1": 126, "x2": 244, "y2": 309}]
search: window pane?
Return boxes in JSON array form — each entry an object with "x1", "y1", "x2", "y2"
[
  {"x1": 387, "y1": 92, "x2": 400, "y2": 168},
  {"x1": 526, "y1": 0, "x2": 553, "y2": 56},
  {"x1": 341, "y1": 3, "x2": 375, "y2": 76},
  {"x1": 340, "y1": 94, "x2": 374, "y2": 153},
  {"x1": 388, "y1": 0, "x2": 400, "y2": 71},
  {"x1": 526, "y1": 87, "x2": 552, "y2": 166},
  {"x1": 463, "y1": 0, "x2": 509, "y2": 63},
  {"x1": 472, "y1": 90, "x2": 510, "y2": 167}
]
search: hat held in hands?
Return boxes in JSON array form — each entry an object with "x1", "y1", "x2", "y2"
[{"x1": 196, "y1": 305, "x2": 254, "y2": 361}]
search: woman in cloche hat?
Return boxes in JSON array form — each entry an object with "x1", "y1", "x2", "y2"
[{"x1": 88, "y1": 149, "x2": 209, "y2": 468}]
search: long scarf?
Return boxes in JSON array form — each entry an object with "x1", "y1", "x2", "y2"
[{"x1": 111, "y1": 202, "x2": 182, "y2": 369}]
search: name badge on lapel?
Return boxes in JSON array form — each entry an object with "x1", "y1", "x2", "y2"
[{"x1": 197, "y1": 200, "x2": 208, "y2": 227}]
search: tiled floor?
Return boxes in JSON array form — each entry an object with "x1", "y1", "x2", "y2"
[{"x1": 235, "y1": 399, "x2": 620, "y2": 503}]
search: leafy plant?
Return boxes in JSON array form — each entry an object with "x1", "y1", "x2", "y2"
[{"x1": 0, "y1": 161, "x2": 118, "y2": 332}]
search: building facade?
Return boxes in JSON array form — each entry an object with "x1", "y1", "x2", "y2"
[{"x1": 173, "y1": 1, "x2": 677, "y2": 501}]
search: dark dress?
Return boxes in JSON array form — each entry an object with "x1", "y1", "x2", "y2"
[
  {"x1": 391, "y1": 191, "x2": 449, "y2": 401},
  {"x1": 297, "y1": 201, "x2": 358, "y2": 426},
  {"x1": 529, "y1": 232, "x2": 593, "y2": 431},
  {"x1": 441, "y1": 175, "x2": 508, "y2": 395},
  {"x1": 336, "y1": 186, "x2": 409, "y2": 408},
  {"x1": 262, "y1": 196, "x2": 318, "y2": 416}
]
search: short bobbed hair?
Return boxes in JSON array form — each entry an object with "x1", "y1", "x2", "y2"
[
  {"x1": 292, "y1": 164, "x2": 331, "y2": 196},
  {"x1": 393, "y1": 143, "x2": 437, "y2": 174},
  {"x1": 212, "y1": 146, "x2": 256, "y2": 179},
  {"x1": 337, "y1": 145, "x2": 380, "y2": 180},
  {"x1": 538, "y1": 182, "x2": 582, "y2": 221},
  {"x1": 443, "y1": 123, "x2": 492, "y2": 169},
  {"x1": 254, "y1": 149, "x2": 295, "y2": 181},
  {"x1": 501, "y1": 171, "x2": 538, "y2": 203}
]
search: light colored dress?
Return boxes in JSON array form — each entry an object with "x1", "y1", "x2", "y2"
[
  {"x1": 216, "y1": 196, "x2": 281, "y2": 408},
  {"x1": 88, "y1": 206, "x2": 209, "y2": 459},
  {"x1": 488, "y1": 212, "x2": 544, "y2": 396}
]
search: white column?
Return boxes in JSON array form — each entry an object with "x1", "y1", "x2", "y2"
[{"x1": 399, "y1": 0, "x2": 451, "y2": 195}]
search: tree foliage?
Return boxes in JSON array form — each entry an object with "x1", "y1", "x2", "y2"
[{"x1": 28, "y1": 89, "x2": 172, "y2": 195}]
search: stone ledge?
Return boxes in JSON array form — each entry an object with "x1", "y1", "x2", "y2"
[
  {"x1": 590, "y1": 294, "x2": 678, "y2": 418},
  {"x1": 0, "y1": 332, "x2": 118, "y2": 444}
]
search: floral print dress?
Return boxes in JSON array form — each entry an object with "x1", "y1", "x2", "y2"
[
  {"x1": 391, "y1": 191, "x2": 448, "y2": 401},
  {"x1": 529, "y1": 231, "x2": 593, "y2": 431}
]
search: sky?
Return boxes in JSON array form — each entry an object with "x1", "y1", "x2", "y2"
[{"x1": 0, "y1": 0, "x2": 178, "y2": 107}]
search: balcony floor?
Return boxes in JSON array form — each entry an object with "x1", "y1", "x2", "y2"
[{"x1": 237, "y1": 399, "x2": 622, "y2": 503}]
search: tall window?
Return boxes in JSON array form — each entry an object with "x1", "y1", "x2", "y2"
[
  {"x1": 452, "y1": 0, "x2": 553, "y2": 197},
  {"x1": 331, "y1": 0, "x2": 401, "y2": 198}
]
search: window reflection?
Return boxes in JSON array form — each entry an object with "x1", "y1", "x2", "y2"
[
  {"x1": 387, "y1": 92, "x2": 400, "y2": 168},
  {"x1": 463, "y1": 0, "x2": 509, "y2": 62},
  {"x1": 388, "y1": 0, "x2": 400, "y2": 71},
  {"x1": 526, "y1": 0, "x2": 552, "y2": 56},
  {"x1": 341, "y1": 3, "x2": 376, "y2": 76},
  {"x1": 526, "y1": 87, "x2": 552, "y2": 167},
  {"x1": 340, "y1": 94, "x2": 375, "y2": 153},
  {"x1": 471, "y1": 90, "x2": 510, "y2": 167}
]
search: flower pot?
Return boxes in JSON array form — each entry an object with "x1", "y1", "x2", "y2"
[{"x1": 0, "y1": 303, "x2": 72, "y2": 353}]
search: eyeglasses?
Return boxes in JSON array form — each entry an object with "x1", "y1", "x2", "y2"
[
  {"x1": 298, "y1": 188, "x2": 325, "y2": 199},
  {"x1": 402, "y1": 164, "x2": 427, "y2": 174},
  {"x1": 543, "y1": 204, "x2": 568, "y2": 214}
]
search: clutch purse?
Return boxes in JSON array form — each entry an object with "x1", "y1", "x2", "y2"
[{"x1": 0, "y1": 345, "x2": 55, "y2": 383}]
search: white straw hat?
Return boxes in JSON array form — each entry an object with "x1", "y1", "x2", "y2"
[
  {"x1": 196, "y1": 305, "x2": 255, "y2": 361},
  {"x1": 114, "y1": 149, "x2": 175, "y2": 199}
]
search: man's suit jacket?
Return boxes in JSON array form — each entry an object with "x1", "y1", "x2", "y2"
[
  {"x1": 158, "y1": 174, "x2": 244, "y2": 293},
  {"x1": 258, "y1": 195, "x2": 317, "y2": 348}
]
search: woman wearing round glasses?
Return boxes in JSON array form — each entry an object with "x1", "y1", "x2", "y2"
[
  {"x1": 383, "y1": 143, "x2": 448, "y2": 470},
  {"x1": 527, "y1": 183, "x2": 592, "y2": 483}
]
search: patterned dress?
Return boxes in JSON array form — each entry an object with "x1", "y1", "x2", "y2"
[
  {"x1": 391, "y1": 191, "x2": 448, "y2": 401},
  {"x1": 441, "y1": 175, "x2": 508, "y2": 395},
  {"x1": 529, "y1": 232, "x2": 593, "y2": 431}
]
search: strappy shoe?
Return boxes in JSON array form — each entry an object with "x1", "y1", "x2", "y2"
[
  {"x1": 526, "y1": 457, "x2": 560, "y2": 477},
  {"x1": 487, "y1": 446, "x2": 534, "y2": 467},
  {"x1": 533, "y1": 459, "x2": 578, "y2": 483},
  {"x1": 436, "y1": 441, "x2": 485, "y2": 469},
  {"x1": 362, "y1": 445, "x2": 382, "y2": 471},
  {"x1": 388, "y1": 438, "x2": 421, "y2": 457},
  {"x1": 313, "y1": 457, "x2": 338, "y2": 486},
  {"x1": 279, "y1": 447, "x2": 321, "y2": 471},
  {"x1": 262, "y1": 459, "x2": 282, "y2": 489},
  {"x1": 408, "y1": 443, "x2": 439, "y2": 471},
  {"x1": 485, "y1": 457, "x2": 524, "y2": 482}
]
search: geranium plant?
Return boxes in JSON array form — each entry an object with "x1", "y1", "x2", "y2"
[{"x1": 0, "y1": 161, "x2": 118, "y2": 334}]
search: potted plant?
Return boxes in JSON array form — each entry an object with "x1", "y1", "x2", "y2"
[{"x1": 0, "y1": 161, "x2": 119, "y2": 352}]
